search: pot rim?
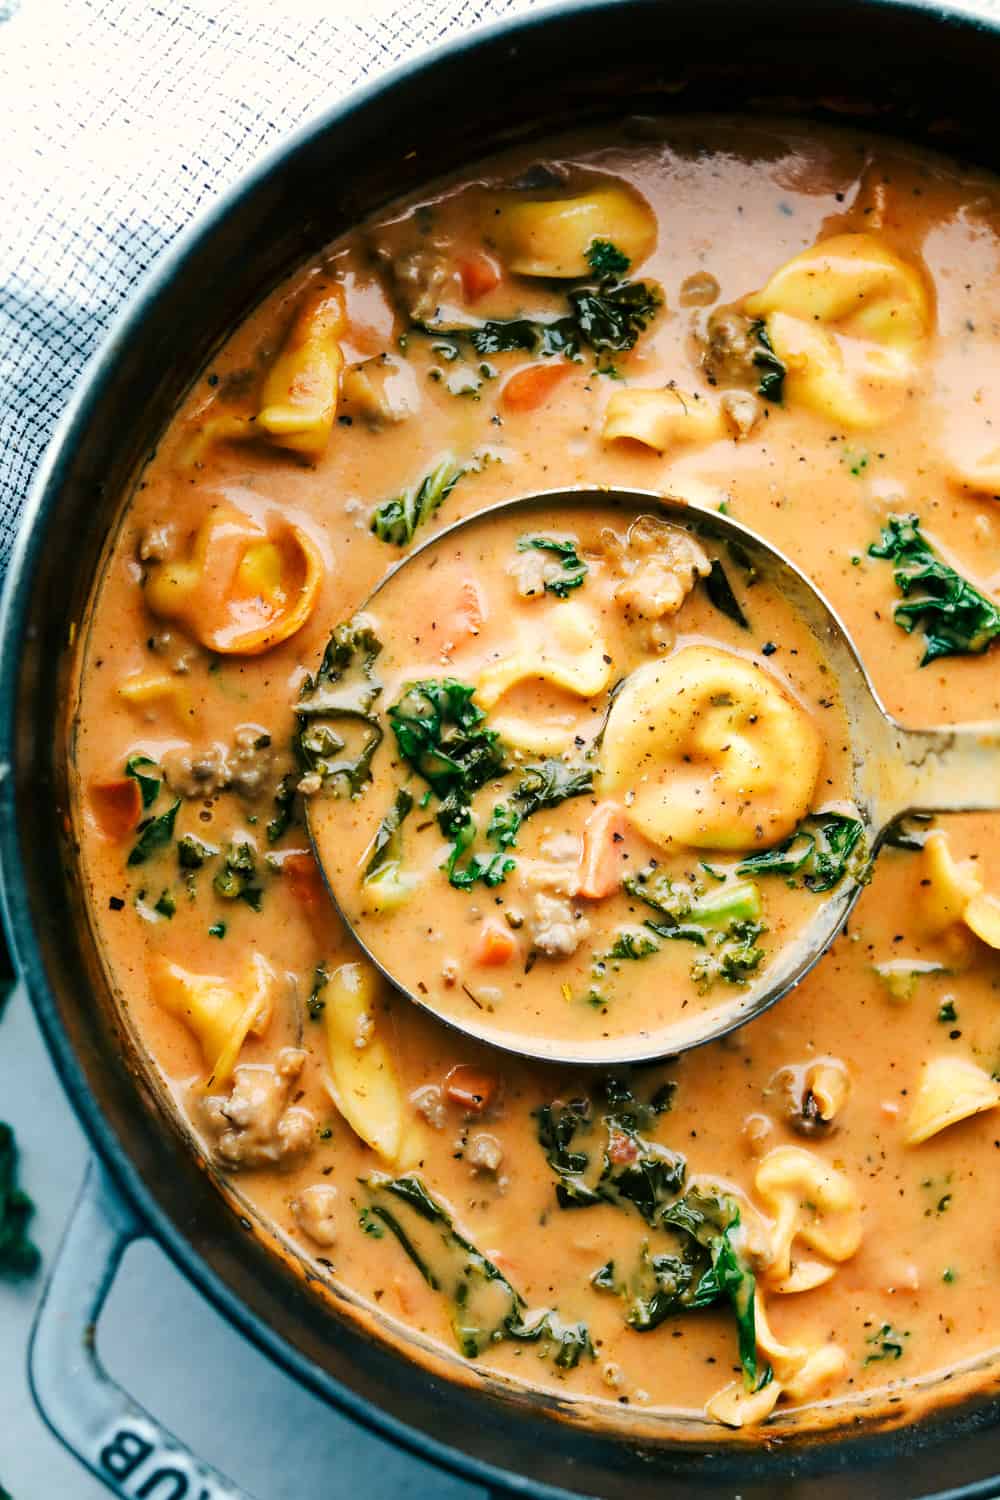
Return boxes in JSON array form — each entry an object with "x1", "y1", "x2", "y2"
[{"x1": 4, "y1": 1, "x2": 1000, "y2": 1494}]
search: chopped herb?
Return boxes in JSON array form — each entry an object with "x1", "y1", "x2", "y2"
[
  {"x1": 127, "y1": 799, "x2": 180, "y2": 866},
  {"x1": 371, "y1": 457, "x2": 465, "y2": 547},
  {"x1": 307, "y1": 963, "x2": 330, "y2": 1022},
  {"x1": 359, "y1": 1207, "x2": 385, "y2": 1238},
  {"x1": 208, "y1": 921, "x2": 226, "y2": 939},
  {"x1": 605, "y1": 929, "x2": 660, "y2": 962},
  {"x1": 749, "y1": 319, "x2": 785, "y2": 403},
  {"x1": 177, "y1": 833, "x2": 217, "y2": 870},
  {"x1": 295, "y1": 618, "x2": 384, "y2": 797},
  {"x1": 943, "y1": 1266, "x2": 957, "y2": 1283},
  {"x1": 267, "y1": 772, "x2": 298, "y2": 843},
  {"x1": 863, "y1": 1322, "x2": 909, "y2": 1366},
  {"x1": 704, "y1": 558, "x2": 749, "y2": 629},
  {"x1": 364, "y1": 788, "x2": 414, "y2": 881},
  {"x1": 938, "y1": 999, "x2": 958, "y2": 1023},
  {"x1": 213, "y1": 841, "x2": 263, "y2": 910},
  {"x1": 388, "y1": 678, "x2": 507, "y2": 840},
  {"x1": 124, "y1": 753, "x2": 161, "y2": 809},
  {"x1": 0, "y1": 1122, "x2": 40, "y2": 1278},
  {"x1": 364, "y1": 1173, "x2": 593, "y2": 1367},
  {"x1": 153, "y1": 890, "x2": 176, "y2": 919},
  {"x1": 511, "y1": 758, "x2": 593, "y2": 819},
  {"x1": 736, "y1": 812, "x2": 867, "y2": 893},
  {"x1": 486, "y1": 800, "x2": 521, "y2": 851},
  {"x1": 869, "y1": 514, "x2": 1000, "y2": 663},
  {"x1": 587, "y1": 239, "x2": 631, "y2": 280},
  {"x1": 445, "y1": 818, "x2": 516, "y2": 890},
  {"x1": 516, "y1": 535, "x2": 588, "y2": 598}
]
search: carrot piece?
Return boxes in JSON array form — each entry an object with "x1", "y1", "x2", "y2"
[
  {"x1": 458, "y1": 251, "x2": 501, "y2": 303},
  {"x1": 90, "y1": 778, "x2": 143, "y2": 841},
  {"x1": 577, "y1": 800, "x2": 628, "y2": 900},
  {"x1": 445, "y1": 1063, "x2": 498, "y2": 1113},
  {"x1": 501, "y1": 361, "x2": 571, "y2": 413},
  {"x1": 453, "y1": 579, "x2": 486, "y2": 640},
  {"x1": 472, "y1": 917, "x2": 517, "y2": 966},
  {"x1": 282, "y1": 850, "x2": 327, "y2": 910}
]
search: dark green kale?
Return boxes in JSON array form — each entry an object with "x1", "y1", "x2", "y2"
[
  {"x1": 736, "y1": 812, "x2": 866, "y2": 893},
  {"x1": 153, "y1": 890, "x2": 176, "y2": 919},
  {"x1": 749, "y1": 319, "x2": 786, "y2": 403},
  {"x1": 624, "y1": 868, "x2": 766, "y2": 990},
  {"x1": 486, "y1": 800, "x2": 521, "y2": 851},
  {"x1": 364, "y1": 788, "x2": 414, "y2": 881},
  {"x1": 364, "y1": 1173, "x2": 593, "y2": 1368},
  {"x1": 267, "y1": 772, "x2": 298, "y2": 844},
  {"x1": 586, "y1": 239, "x2": 632, "y2": 281},
  {"x1": 0, "y1": 1122, "x2": 40, "y2": 1279},
  {"x1": 605, "y1": 929, "x2": 660, "y2": 962},
  {"x1": 295, "y1": 618, "x2": 384, "y2": 797},
  {"x1": 371, "y1": 457, "x2": 465, "y2": 547},
  {"x1": 124, "y1": 753, "x2": 161, "y2": 808},
  {"x1": 690, "y1": 918, "x2": 767, "y2": 992},
  {"x1": 535, "y1": 1078, "x2": 685, "y2": 1219},
  {"x1": 883, "y1": 812, "x2": 935, "y2": 852},
  {"x1": 213, "y1": 841, "x2": 263, "y2": 910},
  {"x1": 388, "y1": 679, "x2": 507, "y2": 840},
  {"x1": 127, "y1": 799, "x2": 180, "y2": 866},
  {"x1": 869, "y1": 514, "x2": 1000, "y2": 664},
  {"x1": 417, "y1": 280, "x2": 660, "y2": 364},
  {"x1": 511, "y1": 758, "x2": 593, "y2": 819},
  {"x1": 444, "y1": 820, "x2": 516, "y2": 890},
  {"x1": 516, "y1": 535, "x2": 588, "y2": 598},
  {"x1": 704, "y1": 558, "x2": 749, "y2": 630},
  {"x1": 177, "y1": 833, "x2": 217, "y2": 870},
  {"x1": 307, "y1": 962, "x2": 330, "y2": 1022}
]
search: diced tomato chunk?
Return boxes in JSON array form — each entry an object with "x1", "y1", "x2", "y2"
[
  {"x1": 445, "y1": 1063, "x2": 498, "y2": 1113},
  {"x1": 458, "y1": 251, "x2": 501, "y2": 303},
  {"x1": 472, "y1": 917, "x2": 517, "y2": 966},
  {"x1": 90, "y1": 778, "x2": 142, "y2": 841},
  {"x1": 501, "y1": 361, "x2": 571, "y2": 413},
  {"x1": 283, "y1": 849, "x2": 327, "y2": 909},
  {"x1": 577, "y1": 801, "x2": 628, "y2": 899}
]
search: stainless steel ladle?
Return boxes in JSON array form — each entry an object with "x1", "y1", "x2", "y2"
[{"x1": 308, "y1": 488, "x2": 1000, "y2": 1066}]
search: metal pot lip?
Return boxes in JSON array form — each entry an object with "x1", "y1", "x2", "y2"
[{"x1": 3, "y1": 0, "x2": 1000, "y2": 1492}]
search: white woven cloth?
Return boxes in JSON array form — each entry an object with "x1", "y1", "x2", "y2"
[{"x1": 0, "y1": 0, "x2": 541, "y2": 574}]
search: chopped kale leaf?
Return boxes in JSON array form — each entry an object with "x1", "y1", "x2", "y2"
[
  {"x1": 371, "y1": 457, "x2": 465, "y2": 547},
  {"x1": 749, "y1": 319, "x2": 786, "y2": 403},
  {"x1": 869, "y1": 514, "x2": 1000, "y2": 663},
  {"x1": 295, "y1": 617, "x2": 384, "y2": 797},
  {"x1": 511, "y1": 758, "x2": 593, "y2": 819},
  {"x1": 736, "y1": 812, "x2": 866, "y2": 892},
  {"x1": 127, "y1": 799, "x2": 180, "y2": 866},
  {"x1": 586, "y1": 239, "x2": 632, "y2": 281},
  {"x1": 267, "y1": 772, "x2": 298, "y2": 844},
  {"x1": 124, "y1": 753, "x2": 161, "y2": 809},
  {"x1": 213, "y1": 841, "x2": 263, "y2": 910},
  {"x1": 388, "y1": 678, "x2": 507, "y2": 839},
  {"x1": 307, "y1": 962, "x2": 330, "y2": 1022},
  {"x1": 516, "y1": 535, "x2": 588, "y2": 598},
  {"x1": 364, "y1": 1173, "x2": 593, "y2": 1367},
  {"x1": 704, "y1": 558, "x2": 749, "y2": 630},
  {"x1": 177, "y1": 833, "x2": 217, "y2": 870},
  {"x1": 364, "y1": 788, "x2": 414, "y2": 881}
]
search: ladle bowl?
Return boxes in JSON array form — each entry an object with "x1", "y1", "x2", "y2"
[{"x1": 308, "y1": 488, "x2": 1000, "y2": 1065}]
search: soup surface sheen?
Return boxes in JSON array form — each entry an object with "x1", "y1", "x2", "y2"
[{"x1": 74, "y1": 118, "x2": 1000, "y2": 1435}]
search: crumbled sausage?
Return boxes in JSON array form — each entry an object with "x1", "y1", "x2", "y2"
[
  {"x1": 507, "y1": 547, "x2": 566, "y2": 600},
  {"x1": 164, "y1": 724, "x2": 275, "y2": 801},
  {"x1": 465, "y1": 1131, "x2": 503, "y2": 1173},
  {"x1": 291, "y1": 1183, "x2": 339, "y2": 1247},
  {"x1": 411, "y1": 1084, "x2": 447, "y2": 1129},
  {"x1": 529, "y1": 892, "x2": 591, "y2": 957},
  {"x1": 342, "y1": 353, "x2": 417, "y2": 426},
  {"x1": 699, "y1": 307, "x2": 761, "y2": 389},
  {"x1": 720, "y1": 389, "x2": 762, "y2": 440},
  {"x1": 201, "y1": 1047, "x2": 315, "y2": 1169},
  {"x1": 604, "y1": 517, "x2": 711, "y2": 621}
]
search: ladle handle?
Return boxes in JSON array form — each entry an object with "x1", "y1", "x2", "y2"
[{"x1": 878, "y1": 722, "x2": 1000, "y2": 826}]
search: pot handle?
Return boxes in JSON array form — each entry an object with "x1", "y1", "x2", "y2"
[{"x1": 29, "y1": 1158, "x2": 259, "y2": 1500}]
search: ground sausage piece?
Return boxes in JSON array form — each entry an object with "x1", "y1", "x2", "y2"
[
  {"x1": 699, "y1": 307, "x2": 761, "y2": 389},
  {"x1": 201, "y1": 1047, "x2": 315, "y2": 1169},
  {"x1": 138, "y1": 522, "x2": 176, "y2": 562},
  {"x1": 465, "y1": 1131, "x2": 503, "y2": 1173},
  {"x1": 164, "y1": 724, "x2": 274, "y2": 801},
  {"x1": 227, "y1": 725, "x2": 275, "y2": 799},
  {"x1": 291, "y1": 1183, "x2": 339, "y2": 1247},
  {"x1": 529, "y1": 892, "x2": 590, "y2": 957}
]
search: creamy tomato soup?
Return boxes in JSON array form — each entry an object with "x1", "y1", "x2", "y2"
[{"x1": 73, "y1": 117, "x2": 1000, "y2": 1434}]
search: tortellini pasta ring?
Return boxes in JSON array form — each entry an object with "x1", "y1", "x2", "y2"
[
  {"x1": 145, "y1": 506, "x2": 324, "y2": 656},
  {"x1": 255, "y1": 284, "x2": 347, "y2": 458},
  {"x1": 754, "y1": 1145, "x2": 862, "y2": 1287},
  {"x1": 474, "y1": 601, "x2": 613, "y2": 732},
  {"x1": 904, "y1": 1056, "x2": 1000, "y2": 1145},
  {"x1": 602, "y1": 645, "x2": 822, "y2": 852},
  {"x1": 602, "y1": 386, "x2": 724, "y2": 453},
  {"x1": 744, "y1": 232, "x2": 932, "y2": 429},
  {"x1": 323, "y1": 960, "x2": 413, "y2": 1165},
  {"x1": 484, "y1": 184, "x2": 657, "y2": 278},
  {"x1": 149, "y1": 951, "x2": 276, "y2": 1088}
]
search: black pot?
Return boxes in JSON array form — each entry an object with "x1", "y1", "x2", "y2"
[{"x1": 6, "y1": 3, "x2": 1000, "y2": 1496}]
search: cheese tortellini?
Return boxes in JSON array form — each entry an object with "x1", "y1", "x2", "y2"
[
  {"x1": 602, "y1": 645, "x2": 822, "y2": 852},
  {"x1": 905, "y1": 1057, "x2": 1000, "y2": 1145},
  {"x1": 755, "y1": 1145, "x2": 863, "y2": 1293},
  {"x1": 918, "y1": 830, "x2": 1000, "y2": 950},
  {"x1": 602, "y1": 386, "x2": 724, "y2": 453},
  {"x1": 474, "y1": 601, "x2": 613, "y2": 753},
  {"x1": 149, "y1": 951, "x2": 276, "y2": 1087},
  {"x1": 144, "y1": 506, "x2": 324, "y2": 656},
  {"x1": 744, "y1": 232, "x2": 932, "y2": 428},
  {"x1": 323, "y1": 960, "x2": 411, "y2": 1165},
  {"x1": 484, "y1": 184, "x2": 657, "y2": 278}
]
